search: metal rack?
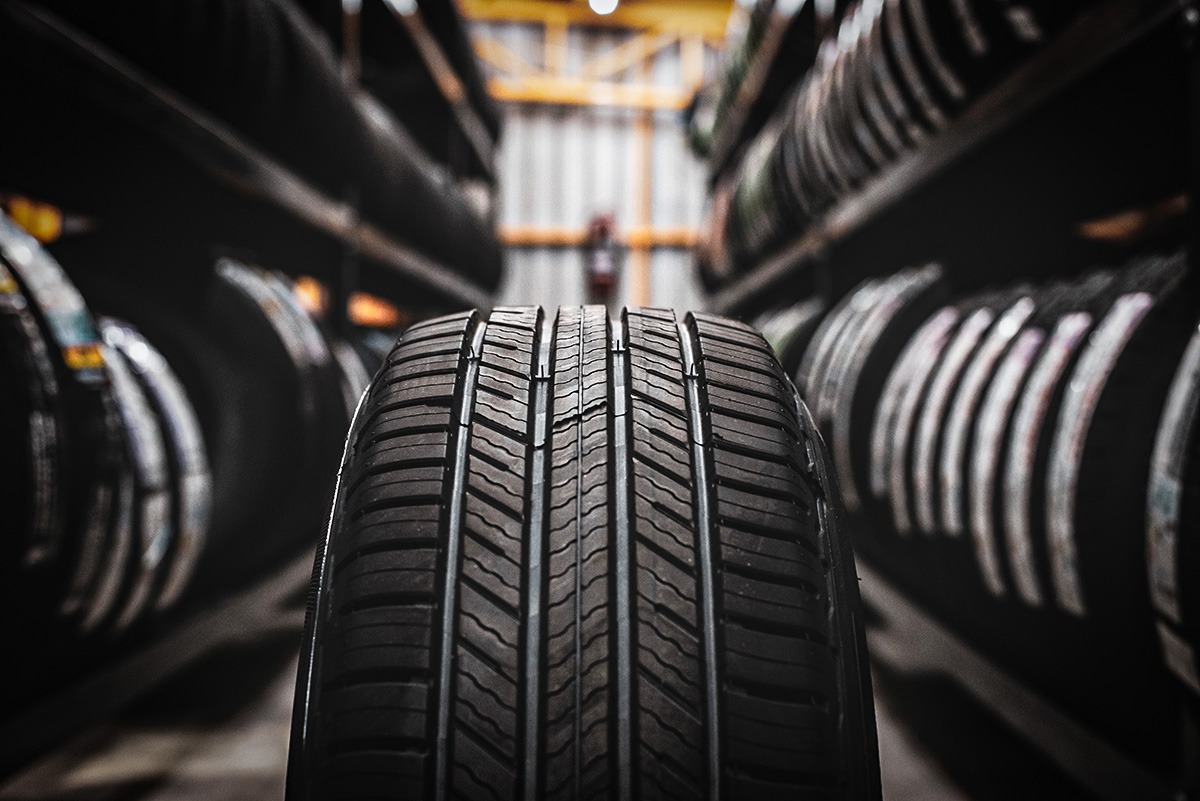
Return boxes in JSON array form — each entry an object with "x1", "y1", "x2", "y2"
[
  {"x1": 710, "y1": 0, "x2": 1185, "y2": 317},
  {"x1": 702, "y1": 0, "x2": 1200, "y2": 794},
  {"x1": 707, "y1": 0, "x2": 814, "y2": 183},
  {"x1": 0, "y1": 0, "x2": 504, "y2": 779},
  {"x1": 0, "y1": 0, "x2": 494, "y2": 313},
  {"x1": 342, "y1": 0, "x2": 497, "y2": 181}
]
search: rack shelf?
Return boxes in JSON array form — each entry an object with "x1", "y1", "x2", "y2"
[
  {"x1": 707, "y1": 0, "x2": 814, "y2": 184},
  {"x1": 343, "y1": 0, "x2": 497, "y2": 181},
  {"x1": 710, "y1": 0, "x2": 1184, "y2": 316},
  {"x1": 0, "y1": 1, "x2": 494, "y2": 312}
]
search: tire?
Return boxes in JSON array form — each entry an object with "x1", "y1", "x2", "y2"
[
  {"x1": 103, "y1": 319, "x2": 212, "y2": 615},
  {"x1": 821, "y1": 265, "x2": 945, "y2": 513},
  {"x1": 1148, "y1": 311, "x2": 1200, "y2": 697},
  {"x1": 29, "y1": 0, "x2": 503, "y2": 290},
  {"x1": 72, "y1": 259, "x2": 345, "y2": 590},
  {"x1": 288, "y1": 306, "x2": 880, "y2": 801},
  {"x1": 92, "y1": 330, "x2": 172, "y2": 634},
  {"x1": 0, "y1": 214, "x2": 124, "y2": 638},
  {"x1": 967, "y1": 282, "x2": 1074, "y2": 599},
  {"x1": 754, "y1": 297, "x2": 826, "y2": 379}
]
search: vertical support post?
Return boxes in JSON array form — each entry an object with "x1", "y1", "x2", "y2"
[
  {"x1": 545, "y1": 13, "x2": 568, "y2": 77},
  {"x1": 682, "y1": 34, "x2": 705, "y2": 93},
  {"x1": 631, "y1": 37, "x2": 654, "y2": 307}
]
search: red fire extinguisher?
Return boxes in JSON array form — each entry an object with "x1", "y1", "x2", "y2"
[{"x1": 585, "y1": 213, "x2": 619, "y2": 302}]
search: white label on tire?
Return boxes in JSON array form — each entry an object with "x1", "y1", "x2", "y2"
[
  {"x1": 941, "y1": 298, "x2": 1036, "y2": 537},
  {"x1": 971, "y1": 328, "x2": 1046, "y2": 597},
  {"x1": 1157, "y1": 620, "x2": 1200, "y2": 695},
  {"x1": 914, "y1": 307, "x2": 995, "y2": 535},
  {"x1": 1147, "y1": 323, "x2": 1200, "y2": 624},
  {"x1": 1048, "y1": 293, "x2": 1155, "y2": 617},
  {"x1": 1004, "y1": 313, "x2": 1092, "y2": 607}
]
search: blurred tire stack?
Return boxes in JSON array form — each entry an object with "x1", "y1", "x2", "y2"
[
  {"x1": 696, "y1": 0, "x2": 1200, "y2": 795},
  {"x1": 0, "y1": 0, "x2": 503, "y2": 777}
]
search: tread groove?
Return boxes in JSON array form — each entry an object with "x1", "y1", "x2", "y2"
[
  {"x1": 680, "y1": 315, "x2": 723, "y2": 801},
  {"x1": 436, "y1": 316, "x2": 487, "y2": 801},
  {"x1": 610, "y1": 316, "x2": 635, "y2": 801},
  {"x1": 523, "y1": 311, "x2": 553, "y2": 801}
]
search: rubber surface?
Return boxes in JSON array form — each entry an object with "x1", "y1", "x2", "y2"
[{"x1": 288, "y1": 305, "x2": 880, "y2": 800}]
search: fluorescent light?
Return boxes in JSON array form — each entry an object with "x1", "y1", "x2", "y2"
[{"x1": 589, "y1": 0, "x2": 618, "y2": 14}]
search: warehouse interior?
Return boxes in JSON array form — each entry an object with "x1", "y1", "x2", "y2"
[{"x1": 0, "y1": 0, "x2": 1198, "y2": 799}]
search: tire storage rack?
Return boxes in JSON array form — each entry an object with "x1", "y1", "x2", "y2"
[
  {"x1": 0, "y1": 0, "x2": 501, "y2": 780},
  {"x1": 697, "y1": 0, "x2": 1200, "y2": 797}
]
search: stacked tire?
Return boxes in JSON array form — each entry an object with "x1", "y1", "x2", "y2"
[
  {"x1": 788, "y1": 252, "x2": 1197, "y2": 764},
  {"x1": 0, "y1": 214, "x2": 211, "y2": 645},
  {"x1": 1148, "y1": 311, "x2": 1200, "y2": 699},
  {"x1": 0, "y1": 210, "x2": 379, "y2": 713},
  {"x1": 716, "y1": 0, "x2": 1100, "y2": 276}
]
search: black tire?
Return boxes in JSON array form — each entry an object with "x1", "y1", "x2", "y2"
[
  {"x1": 288, "y1": 306, "x2": 880, "y2": 800},
  {"x1": 1148, "y1": 311, "x2": 1200, "y2": 696},
  {"x1": 92, "y1": 330, "x2": 172, "y2": 634},
  {"x1": 29, "y1": 0, "x2": 502, "y2": 290},
  {"x1": 73, "y1": 259, "x2": 345, "y2": 590},
  {"x1": 0, "y1": 214, "x2": 124, "y2": 638},
  {"x1": 755, "y1": 297, "x2": 827, "y2": 379},
  {"x1": 103, "y1": 318, "x2": 212, "y2": 615}
]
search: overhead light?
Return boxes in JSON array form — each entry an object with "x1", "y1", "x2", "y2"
[
  {"x1": 589, "y1": 0, "x2": 618, "y2": 14},
  {"x1": 383, "y1": 0, "x2": 416, "y2": 14}
]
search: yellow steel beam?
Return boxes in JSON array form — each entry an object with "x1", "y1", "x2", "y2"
[
  {"x1": 474, "y1": 35, "x2": 545, "y2": 78},
  {"x1": 681, "y1": 33, "x2": 706, "y2": 91},
  {"x1": 498, "y1": 225, "x2": 698, "y2": 248},
  {"x1": 487, "y1": 75, "x2": 689, "y2": 109},
  {"x1": 580, "y1": 30, "x2": 675, "y2": 81},
  {"x1": 458, "y1": 0, "x2": 732, "y2": 38},
  {"x1": 630, "y1": 56, "x2": 654, "y2": 306},
  {"x1": 545, "y1": 17, "x2": 569, "y2": 74}
]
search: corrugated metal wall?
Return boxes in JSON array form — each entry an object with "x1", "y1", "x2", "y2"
[{"x1": 474, "y1": 20, "x2": 716, "y2": 313}]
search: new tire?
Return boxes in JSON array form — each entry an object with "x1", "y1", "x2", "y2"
[{"x1": 288, "y1": 306, "x2": 880, "y2": 800}]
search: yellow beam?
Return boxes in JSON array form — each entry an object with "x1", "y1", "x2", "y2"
[
  {"x1": 545, "y1": 17, "x2": 569, "y2": 74},
  {"x1": 681, "y1": 34, "x2": 706, "y2": 92},
  {"x1": 631, "y1": 80, "x2": 654, "y2": 306},
  {"x1": 487, "y1": 75, "x2": 689, "y2": 109},
  {"x1": 580, "y1": 30, "x2": 676, "y2": 81},
  {"x1": 498, "y1": 225, "x2": 698, "y2": 248},
  {"x1": 458, "y1": 0, "x2": 733, "y2": 38},
  {"x1": 474, "y1": 35, "x2": 545, "y2": 79}
]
